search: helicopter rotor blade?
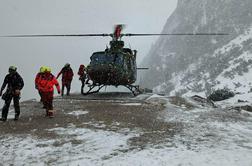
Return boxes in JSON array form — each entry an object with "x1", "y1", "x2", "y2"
[
  {"x1": 124, "y1": 33, "x2": 229, "y2": 36},
  {"x1": 0, "y1": 34, "x2": 113, "y2": 37},
  {"x1": 0, "y1": 33, "x2": 229, "y2": 38}
]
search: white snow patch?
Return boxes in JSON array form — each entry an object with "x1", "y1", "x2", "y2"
[
  {"x1": 146, "y1": 94, "x2": 164, "y2": 100},
  {"x1": 215, "y1": 62, "x2": 252, "y2": 93},
  {"x1": 120, "y1": 103, "x2": 142, "y2": 106},
  {"x1": 68, "y1": 110, "x2": 89, "y2": 116}
]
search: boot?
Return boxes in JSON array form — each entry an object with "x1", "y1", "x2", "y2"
[
  {"x1": 14, "y1": 114, "x2": 19, "y2": 121},
  {"x1": 0, "y1": 118, "x2": 7, "y2": 122},
  {"x1": 61, "y1": 86, "x2": 64, "y2": 97},
  {"x1": 45, "y1": 110, "x2": 49, "y2": 117},
  {"x1": 48, "y1": 110, "x2": 54, "y2": 118},
  {"x1": 14, "y1": 110, "x2": 20, "y2": 121}
]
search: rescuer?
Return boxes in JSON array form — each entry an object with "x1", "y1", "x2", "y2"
[
  {"x1": 78, "y1": 64, "x2": 87, "y2": 94},
  {"x1": 35, "y1": 66, "x2": 46, "y2": 103},
  {"x1": 39, "y1": 67, "x2": 60, "y2": 118},
  {"x1": 0, "y1": 66, "x2": 24, "y2": 121},
  {"x1": 56, "y1": 63, "x2": 74, "y2": 96}
]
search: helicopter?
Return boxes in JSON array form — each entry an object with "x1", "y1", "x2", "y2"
[{"x1": 1, "y1": 24, "x2": 228, "y2": 96}]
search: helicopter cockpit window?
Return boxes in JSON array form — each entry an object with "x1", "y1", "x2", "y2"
[
  {"x1": 91, "y1": 53, "x2": 114, "y2": 64},
  {"x1": 114, "y1": 53, "x2": 124, "y2": 65}
]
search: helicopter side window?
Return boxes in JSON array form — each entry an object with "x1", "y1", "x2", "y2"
[{"x1": 123, "y1": 48, "x2": 133, "y2": 55}]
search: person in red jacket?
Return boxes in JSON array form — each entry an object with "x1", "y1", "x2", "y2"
[
  {"x1": 39, "y1": 67, "x2": 60, "y2": 118},
  {"x1": 56, "y1": 63, "x2": 74, "y2": 96},
  {"x1": 35, "y1": 66, "x2": 46, "y2": 103}
]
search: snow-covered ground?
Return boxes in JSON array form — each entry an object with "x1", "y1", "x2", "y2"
[{"x1": 1, "y1": 95, "x2": 252, "y2": 166}]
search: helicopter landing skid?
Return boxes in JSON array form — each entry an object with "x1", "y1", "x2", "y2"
[
  {"x1": 81, "y1": 84, "x2": 142, "y2": 96},
  {"x1": 124, "y1": 85, "x2": 142, "y2": 96},
  {"x1": 81, "y1": 84, "x2": 105, "y2": 95}
]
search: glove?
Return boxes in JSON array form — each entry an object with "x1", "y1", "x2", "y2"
[
  {"x1": 15, "y1": 90, "x2": 21, "y2": 96},
  {"x1": 58, "y1": 90, "x2": 60, "y2": 94}
]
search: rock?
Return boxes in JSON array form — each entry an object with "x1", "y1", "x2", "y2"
[
  {"x1": 237, "y1": 99, "x2": 248, "y2": 103},
  {"x1": 234, "y1": 105, "x2": 252, "y2": 112},
  {"x1": 207, "y1": 88, "x2": 235, "y2": 101},
  {"x1": 191, "y1": 95, "x2": 216, "y2": 108}
]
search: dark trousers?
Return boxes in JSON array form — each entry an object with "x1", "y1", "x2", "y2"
[
  {"x1": 80, "y1": 76, "x2": 86, "y2": 94},
  {"x1": 38, "y1": 90, "x2": 43, "y2": 102},
  {"x1": 42, "y1": 92, "x2": 54, "y2": 111},
  {"x1": 1, "y1": 95, "x2": 20, "y2": 120},
  {"x1": 62, "y1": 81, "x2": 71, "y2": 96}
]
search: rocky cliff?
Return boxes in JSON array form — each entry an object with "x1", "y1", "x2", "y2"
[{"x1": 141, "y1": 0, "x2": 252, "y2": 96}]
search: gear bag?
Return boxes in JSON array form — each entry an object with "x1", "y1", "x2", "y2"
[{"x1": 2, "y1": 91, "x2": 12, "y2": 100}]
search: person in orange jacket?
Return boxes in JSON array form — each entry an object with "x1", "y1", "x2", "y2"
[
  {"x1": 56, "y1": 63, "x2": 74, "y2": 96},
  {"x1": 38, "y1": 67, "x2": 60, "y2": 118}
]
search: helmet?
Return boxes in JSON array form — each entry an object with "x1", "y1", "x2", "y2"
[
  {"x1": 45, "y1": 66, "x2": 52, "y2": 73},
  {"x1": 64, "y1": 63, "x2": 70, "y2": 67},
  {"x1": 9, "y1": 66, "x2": 17, "y2": 72},
  {"x1": 39, "y1": 66, "x2": 46, "y2": 73}
]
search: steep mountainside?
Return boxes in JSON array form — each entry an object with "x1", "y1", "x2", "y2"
[{"x1": 141, "y1": 0, "x2": 252, "y2": 96}]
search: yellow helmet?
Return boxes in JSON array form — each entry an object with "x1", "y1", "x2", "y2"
[
  {"x1": 39, "y1": 66, "x2": 46, "y2": 73},
  {"x1": 44, "y1": 66, "x2": 52, "y2": 73}
]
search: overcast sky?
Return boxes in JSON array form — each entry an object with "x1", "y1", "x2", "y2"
[{"x1": 0, "y1": 0, "x2": 177, "y2": 102}]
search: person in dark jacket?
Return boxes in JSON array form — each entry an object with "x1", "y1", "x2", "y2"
[
  {"x1": 56, "y1": 63, "x2": 74, "y2": 96},
  {"x1": 0, "y1": 66, "x2": 24, "y2": 121}
]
